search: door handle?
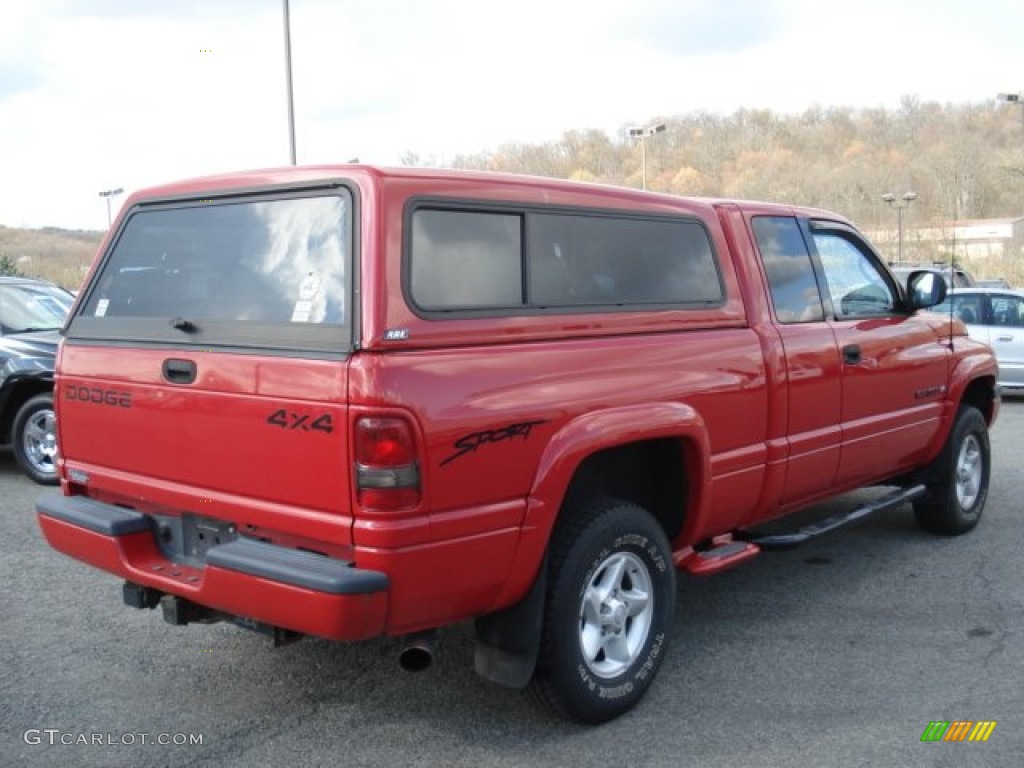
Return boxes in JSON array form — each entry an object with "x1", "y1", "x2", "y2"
[
  {"x1": 162, "y1": 358, "x2": 197, "y2": 384},
  {"x1": 997, "y1": 335, "x2": 1013, "y2": 343},
  {"x1": 843, "y1": 344, "x2": 862, "y2": 365}
]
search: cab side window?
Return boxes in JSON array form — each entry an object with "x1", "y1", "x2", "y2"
[
  {"x1": 811, "y1": 231, "x2": 896, "y2": 318},
  {"x1": 752, "y1": 216, "x2": 824, "y2": 323}
]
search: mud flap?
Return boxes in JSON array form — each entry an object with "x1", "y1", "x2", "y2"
[{"x1": 473, "y1": 556, "x2": 547, "y2": 689}]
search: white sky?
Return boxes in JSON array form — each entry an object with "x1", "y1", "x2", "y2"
[{"x1": 1, "y1": 0, "x2": 1022, "y2": 230}]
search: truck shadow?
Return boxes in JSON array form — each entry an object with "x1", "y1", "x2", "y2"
[{"x1": 175, "y1": 493, "x2": 946, "y2": 744}]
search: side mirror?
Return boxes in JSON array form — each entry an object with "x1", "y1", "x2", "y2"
[{"x1": 907, "y1": 270, "x2": 947, "y2": 309}]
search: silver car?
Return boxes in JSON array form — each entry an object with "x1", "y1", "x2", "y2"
[{"x1": 933, "y1": 288, "x2": 1024, "y2": 392}]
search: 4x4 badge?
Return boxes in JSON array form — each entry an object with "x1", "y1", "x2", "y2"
[{"x1": 266, "y1": 409, "x2": 334, "y2": 434}]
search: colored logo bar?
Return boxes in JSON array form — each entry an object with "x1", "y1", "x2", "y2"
[{"x1": 920, "y1": 721, "x2": 997, "y2": 742}]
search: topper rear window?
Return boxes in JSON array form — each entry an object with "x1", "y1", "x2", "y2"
[{"x1": 68, "y1": 192, "x2": 353, "y2": 355}]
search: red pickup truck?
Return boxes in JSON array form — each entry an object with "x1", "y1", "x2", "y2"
[{"x1": 37, "y1": 166, "x2": 998, "y2": 723}]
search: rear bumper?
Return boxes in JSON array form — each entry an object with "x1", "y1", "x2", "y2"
[{"x1": 36, "y1": 492, "x2": 389, "y2": 641}]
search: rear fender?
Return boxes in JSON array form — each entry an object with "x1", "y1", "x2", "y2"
[{"x1": 488, "y1": 403, "x2": 710, "y2": 613}]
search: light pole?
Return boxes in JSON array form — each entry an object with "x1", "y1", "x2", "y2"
[
  {"x1": 997, "y1": 91, "x2": 1024, "y2": 127},
  {"x1": 628, "y1": 123, "x2": 666, "y2": 191},
  {"x1": 98, "y1": 187, "x2": 124, "y2": 227},
  {"x1": 882, "y1": 191, "x2": 916, "y2": 263},
  {"x1": 283, "y1": 0, "x2": 297, "y2": 164}
]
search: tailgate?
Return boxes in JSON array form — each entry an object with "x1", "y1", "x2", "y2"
[
  {"x1": 58, "y1": 346, "x2": 349, "y2": 515},
  {"x1": 58, "y1": 189, "x2": 356, "y2": 547}
]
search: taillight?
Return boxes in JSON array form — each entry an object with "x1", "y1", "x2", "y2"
[{"x1": 354, "y1": 417, "x2": 420, "y2": 511}]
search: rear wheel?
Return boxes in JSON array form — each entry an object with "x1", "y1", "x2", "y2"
[
  {"x1": 530, "y1": 498, "x2": 675, "y2": 723},
  {"x1": 12, "y1": 393, "x2": 59, "y2": 485},
  {"x1": 913, "y1": 405, "x2": 989, "y2": 535}
]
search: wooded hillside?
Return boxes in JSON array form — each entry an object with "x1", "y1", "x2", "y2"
[
  {"x1": 5, "y1": 99, "x2": 1023, "y2": 288},
  {"x1": 443, "y1": 98, "x2": 1024, "y2": 266}
]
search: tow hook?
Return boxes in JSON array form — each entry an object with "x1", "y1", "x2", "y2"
[{"x1": 122, "y1": 581, "x2": 162, "y2": 610}]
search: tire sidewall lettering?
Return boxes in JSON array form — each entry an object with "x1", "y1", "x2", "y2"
[
  {"x1": 570, "y1": 527, "x2": 671, "y2": 702},
  {"x1": 574, "y1": 629, "x2": 668, "y2": 700}
]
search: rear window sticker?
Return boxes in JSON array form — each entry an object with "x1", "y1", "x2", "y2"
[{"x1": 291, "y1": 300, "x2": 313, "y2": 323}]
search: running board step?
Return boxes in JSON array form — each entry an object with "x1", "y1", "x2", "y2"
[
  {"x1": 744, "y1": 484, "x2": 927, "y2": 551},
  {"x1": 675, "y1": 537, "x2": 760, "y2": 576}
]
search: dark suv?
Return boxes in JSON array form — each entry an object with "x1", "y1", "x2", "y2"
[{"x1": 0, "y1": 276, "x2": 73, "y2": 483}]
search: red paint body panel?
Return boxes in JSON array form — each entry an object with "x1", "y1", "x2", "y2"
[
  {"x1": 57, "y1": 345, "x2": 354, "y2": 546},
  {"x1": 40, "y1": 165, "x2": 1000, "y2": 644}
]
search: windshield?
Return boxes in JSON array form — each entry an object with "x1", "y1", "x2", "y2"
[
  {"x1": 0, "y1": 282, "x2": 72, "y2": 333},
  {"x1": 71, "y1": 192, "x2": 353, "y2": 354}
]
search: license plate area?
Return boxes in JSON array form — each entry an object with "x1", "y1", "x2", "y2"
[{"x1": 151, "y1": 513, "x2": 239, "y2": 567}]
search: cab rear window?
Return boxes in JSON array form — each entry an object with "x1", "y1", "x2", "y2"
[{"x1": 69, "y1": 193, "x2": 352, "y2": 355}]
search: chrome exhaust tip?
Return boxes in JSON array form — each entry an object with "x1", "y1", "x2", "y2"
[{"x1": 398, "y1": 631, "x2": 436, "y2": 672}]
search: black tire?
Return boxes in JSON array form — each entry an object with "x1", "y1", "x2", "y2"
[
  {"x1": 529, "y1": 497, "x2": 675, "y2": 723},
  {"x1": 913, "y1": 405, "x2": 989, "y2": 535},
  {"x1": 12, "y1": 393, "x2": 59, "y2": 485}
]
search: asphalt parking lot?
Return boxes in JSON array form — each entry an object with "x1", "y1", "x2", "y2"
[{"x1": 3, "y1": 404, "x2": 1022, "y2": 768}]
